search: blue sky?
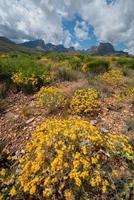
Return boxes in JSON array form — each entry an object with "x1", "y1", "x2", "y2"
[
  {"x1": 0, "y1": 0, "x2": 134, "y2": 53},
  {"x1": 63, "y1": 14, "x2": 126, "y2": 51},
  {"x1": 63, "y1": 16, "x2": 98, "y2": 49}
]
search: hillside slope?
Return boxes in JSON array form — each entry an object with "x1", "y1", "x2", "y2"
[{"x1": 0, "y1": 37, "x2": 36, "y2": 53}]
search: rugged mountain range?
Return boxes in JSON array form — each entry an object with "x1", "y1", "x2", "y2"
[
  {"x1": 0, "y1": 36, "x2": 128, "y2": 55},
  {"x1": 20, "y1": 39, "x2": 75, "y2": 53}
]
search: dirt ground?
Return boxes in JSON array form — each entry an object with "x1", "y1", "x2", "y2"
[{"x1": 0, "y1": 80, "x2": 134, "y2": 154}]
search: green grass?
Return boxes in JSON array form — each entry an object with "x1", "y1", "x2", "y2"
[
  {"x1": 116, "y1": 57, "x2": 134, "y2": 70},
  {"x1": 84, "y1": 59, "x2": 110, "y2": 74}
]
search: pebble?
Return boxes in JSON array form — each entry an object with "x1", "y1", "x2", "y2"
[
  {"x1": 100, "y1": 127, "x2": 109, "y2": 133},
  {"x1": 26, "y1": 117, "x2": 35, "y2": 124},
  {"x1": 90, "y1": 120, "x2": 97, "y2": 125}
]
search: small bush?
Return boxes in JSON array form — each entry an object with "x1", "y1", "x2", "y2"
[
  {"x1": 125, "y1": 119, "x2": 134, "y2": 132},
  {"x1": 20, "y1": 105, "x2": 35, "y2": 118},
  {"x1": 82, "y1": 59, "x2": 109, "y2": 74},
  {"x1": 35, "y1": 86, "x2": 67, "y2": 113},
  {"x1": 57, "y1": 66, "x2": 79, "y2": 81},
  {"x1": 70, "y1": 88, "x2": 99, "y2": 115},
  {"x1": 97, "y1": 69, "x2": 126, "y2": 87},
  {"x1": 117, "y1": 57, "x2": 134, "y2": 70},
  {"x1": 17, "y1": 118, "x2": 134, "y2": 199},
  {"x1": 69, "y1": 56, "x2": 81, "y2": 70}
]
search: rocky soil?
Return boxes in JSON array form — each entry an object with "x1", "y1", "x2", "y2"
[{"x1": 0, "y1": 81, "x2": 134, "y2": 154}]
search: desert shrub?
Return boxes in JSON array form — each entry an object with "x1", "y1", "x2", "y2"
[
  {"x1": 0, "y1": 144, "x2": 20, "y2": 200},
  {"x1": 0, "y1": 55, "x2": 55, "y2": 93},
  {"x1": 17, "y1": 118, "x2": 134, "y2": 199},
  {"x1": 35, "y1": 86, "x2": 67, "y2": 113},
  {"x1": 11, "y1": 72, "x2": 38, "y2": 93},
  {"x1": 82, "y1": 59, "x2": 109, "y2": 74},
  {"x1": 57, "y1": 66, "x2": 79, "y2": 81},
  {"x1": 83, "y1": 55, "x2": 95, "y2": 63},
  {"x1": 97, "y1": 69, "x2": 126, "y2": 87},
  {"x1": 40, "y1": 71, "x2": 56, "y2": 84},
  {"x1": 11, "y1": 67, "x2": 56, "y2": 93},
  {"x1": 117, "y1": 57, "x2": 134, "y2": 70},
  {"x1": 0, "y1": 83, "x2": 8, "y2": 98},
  {"x1": 70, "y1": 88, "x2": 99, "y2": 115},
  {"x1": 125, "y1": 119, "x2": 134, "y2": 132},
  {"x1": 88, "y1": 74, "x2": 113, "y2": 98},
  {"x1": 69, "y1": 56, "x2": 81, "y2": 70},
  {"x1": 46, "y1": 53, "x2": 69, "y2": 62},
  {"x1": 12, "y1": 72, "x2": 38, "y2": 86},
  {"x1": 122, "y1": 66, "x2": 133, "y2": 77},
  {"x1": 20, "y1": 105, "x2": 35, "y2": 118}
]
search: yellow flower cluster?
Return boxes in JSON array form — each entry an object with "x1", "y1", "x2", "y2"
[
  {"x1": 12, "y1": 72, "x2": 38, "y2": 86},
  {"x1": 12, "y1": 70, "x2": 56, "y2": 87},
  {"x1": 70, "y1": 88, "x2": 99, "y2": 114},
  {"x1": 35, "y1": 86, "x2": 67, "y2": 112},
  {"x1": 40, "y1": 71, "x2": 56, "y2": 83},
  {"x1": 9, "y1": 187, "x2": 17, "y2": 197},
  {"x1": 82, "y1": 63, "x2": 89, "y2": 73},
  {"x1": 97, "y1": 69, "x2": 126, "y2": 87},
  {"x1": 18, "y1": 118, "x2": 133, "y2": 199},
  {"x1": 125, "y1": 87, "x2": 134, "y2": 99},
  {"x1": 0, "y1": 167, "x2": 17, "y2": 199}
]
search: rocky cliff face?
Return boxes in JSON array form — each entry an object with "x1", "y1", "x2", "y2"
[
  {"x1": 87, "y1": 42, "x2": 128, "y2": 55},
  {"x1": 97, "y1": 42, "x2": 115, "y2": 55}
]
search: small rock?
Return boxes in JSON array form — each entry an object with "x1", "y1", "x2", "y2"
[
  {"x1": 26, "y1": 117, "x2": 35, "y2": 124},
  {"x1": 15, "y1": 150, "x2": 19, "y2": 156},
  {"x1": 21, "y1": 149, "x2": 25, "y2": 154},
  {"x1": 90, "y1": 120, "x2": 97, "y2": 125},
  {"x1": 100, "y1": 127, "x2": 109, "y2": 133}
]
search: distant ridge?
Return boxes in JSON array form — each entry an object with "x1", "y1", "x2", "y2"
[
  {"x1": 0, "y1": 36, "x2": 128, "y2": 55},
  {"x1": 20, "y1": 39, "x2": 75, "y2": 53}
]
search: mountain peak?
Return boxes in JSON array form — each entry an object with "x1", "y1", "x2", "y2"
[
  {"x1": 21, "y1": 39, "x2": 45, "y2": 50},
  {"x1": 87, "y1": 42, "x2": 128, "y2": 55},
  {"x1": 98, "y1": 42, "x2": 115, "y2": 55}
]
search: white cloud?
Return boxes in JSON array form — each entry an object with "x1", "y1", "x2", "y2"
[
  {"x1": 74, "y1": 21, "x2": 89, "y2": 40},
  {"x1": 74, "y1": 0, "x2": 134, "y2": 53},
  {"x1": 0, "y1": 0, "x2": 70, "y2": 45},
  {"x1": 73, "y1": 42, "x2": 81, "y2": 50},
  {"x1": 0, "y1": 0, "x2": 134, "y2": 53}
]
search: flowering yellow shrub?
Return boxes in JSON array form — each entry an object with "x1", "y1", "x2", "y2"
[
  {"x1": 12, "y1": 70, "x2": 56, "y2": 87},
  {"x1": 12, "y1": 72, "x2": 38, "y2": 86},
  {"x1": 40, "y1": 71, "x2": 56, "y2": 83},
  {"x1": 97, "y1": 69, "x2": 126, "y2": 87},
  {"x1": 18, "y1": 118, "x2": 133, "y2": 199},
  {"x1": 70, "y1": 88, "x2": 99, "y2": 114},
  {"x1": 0, "y1": 157, "x2": 18, "y2": 199},
  {"x1": 35, "y1": 86, "x2": 67, "y2": 112}
]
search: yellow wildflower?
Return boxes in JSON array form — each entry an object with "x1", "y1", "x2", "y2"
[
  {"x1": 64, "y1": 190, "x2": 72, "y2": 200},
  {"x1": 9, "y1": 187, "x2": 17, "y2": 196}
]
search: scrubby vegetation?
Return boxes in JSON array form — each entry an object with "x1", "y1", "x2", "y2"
[
  {"x1": 70, "y1": 88, "x2": 99, "y2": 115},
  {"x1": 35, "y1": 86, "x2": 67, "y2": 113},
  {"x1": 0, "y1": 53, "x2": 134, "y2": 199}
]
